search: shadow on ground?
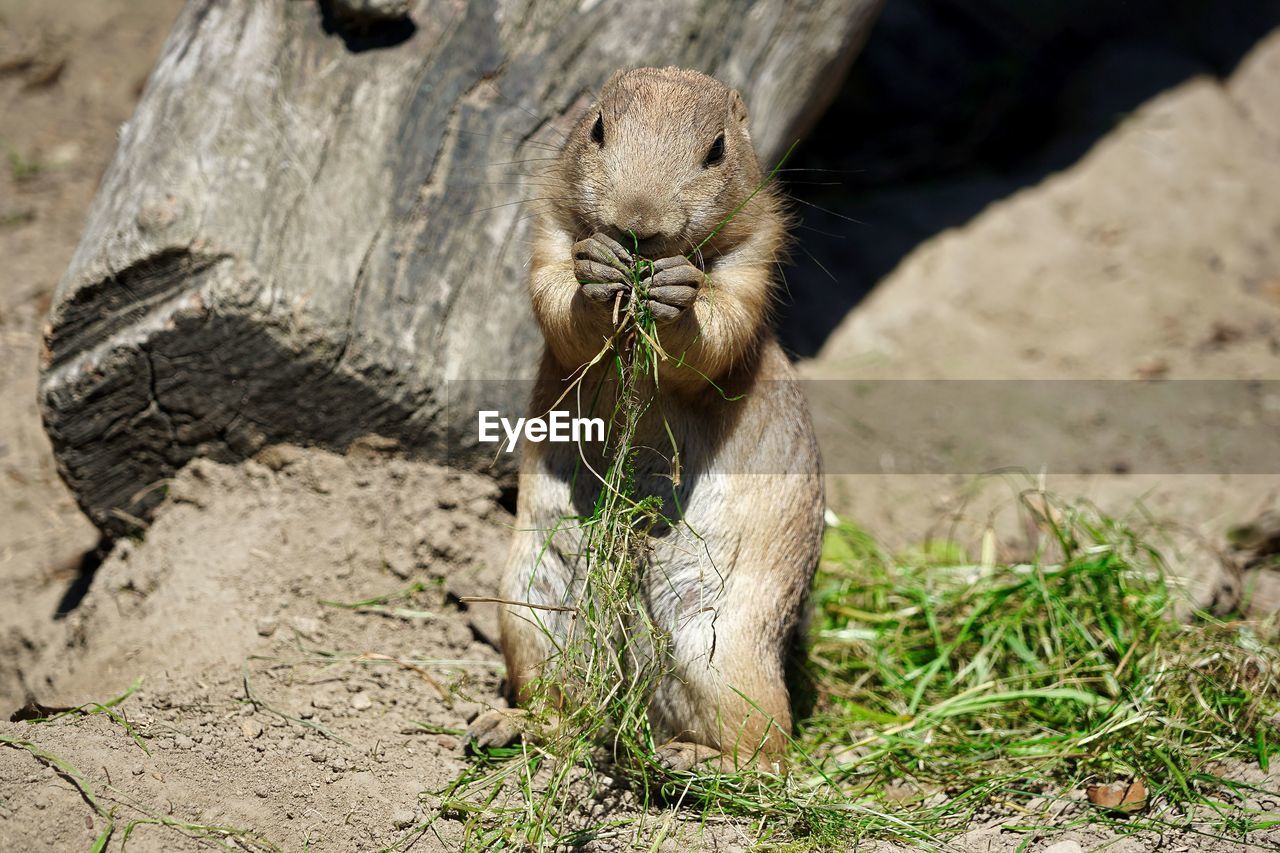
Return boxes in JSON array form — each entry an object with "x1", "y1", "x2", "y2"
[{"x1": 778, "y1": 0, "x2": 1280, "y2": 357}]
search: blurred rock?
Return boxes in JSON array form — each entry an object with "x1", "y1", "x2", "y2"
[
  {"x1": 809, "y1": 31, "x2": 1280, "y2": 588},
  {"x1": 813, "y1": 69, "x2": 1280, "y2": 380},
  {"x1": 1229, "y1": 29, "x2": 1280, "y2": 143},
  {"x1": 1243, "y1": 568, "x2": 1280, "y2": 618},
  {"x1": 1043, "y1": 842, "x2": 1084, "y2": 853}
]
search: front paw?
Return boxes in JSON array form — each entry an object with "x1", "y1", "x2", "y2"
[
  {"x1": 464, "y1": 707, "x2": 529, "y2": 753},
  {"x1": 638, "y1": 255, "x2": 703, "y2": 322},
  {"x1": 573, "y1": 232, "x2": 633, "y2": 307}
]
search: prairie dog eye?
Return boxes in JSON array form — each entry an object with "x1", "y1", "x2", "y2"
[
  {"x1": 704, "y1": 132, "x2": 725, "y2": 167},
  {"x1": 591, "y1": 113, "x2": 604, "y2": 146}
]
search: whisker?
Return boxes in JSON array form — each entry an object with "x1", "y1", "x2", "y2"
[
  {"x1": 774, "y1": 167, "x2": 867, "y2": 175},
  {"x1": 464, "y1": 197, "x2": 568, "y2": 215},
  {"x1": 454, "y1": 129, "x2": 562, "y2": 151},
  {"x1": 787, "y1": 196, "x2": 865, "y2": 225},
  {"x1": 795, "y1": 222, "x2": 847, "y2": 240},
  {"x1": 470, "y1": 157, "x2": 561, "y2": 167},
  {"x1": 794, "y1": 243, "x2": 839, "y2": 284},
  {"x1": 773, "y1": 257, "x2": 794, "y2": 304}
]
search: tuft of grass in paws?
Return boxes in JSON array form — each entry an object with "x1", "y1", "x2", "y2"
[{"x1": 409, "y1": 232, "x2": 685, "y2": 851}]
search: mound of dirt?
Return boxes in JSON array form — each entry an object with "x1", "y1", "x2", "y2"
[{"x1": 0, "y1": 445, "x2": 514, "y2": 851}]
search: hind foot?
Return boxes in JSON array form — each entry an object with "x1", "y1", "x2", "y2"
[{"x1": 464, "y1": 707, "x2": 529, "y2": 753}]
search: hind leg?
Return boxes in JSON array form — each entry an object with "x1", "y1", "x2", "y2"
[
  {"x1": 647, "y1": 577, "x2": 796, "y2": 773},
  {"x1": 466, "y1": 475, "x2": 579, "y2": 750},
  {"x1": 465, "y1": 591, "x2": 562, "y2": 750}
]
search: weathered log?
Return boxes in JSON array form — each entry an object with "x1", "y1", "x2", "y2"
[{"x1": 39, "y1": 0, "x2": 883, "y2": 536}]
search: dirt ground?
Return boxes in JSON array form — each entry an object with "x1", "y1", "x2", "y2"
[
  {"x1": 4, "y1": 451, "x2": 1272, "y2": 852},
  {"x1": 2, "y1": 447, "x2": 515, "y2": 850},
  {"x1": 2, "y1": 1, "x2": 1280, "y2": 850},
  {"x1": 0, "y1": 0, "x2": 181, "y2": 715}
]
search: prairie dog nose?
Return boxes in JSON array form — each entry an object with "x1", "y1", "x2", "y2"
[{"x1": 613, "y1": 195, "x2": 665, "y2": 242}]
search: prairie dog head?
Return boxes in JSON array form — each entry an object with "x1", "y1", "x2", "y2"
[{"x1": 555, "y1": 67, "x2": 765, "y2": 259}]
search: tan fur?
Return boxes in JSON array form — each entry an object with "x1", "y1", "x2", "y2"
[{"x1": 473, "y1": 67, "x2": 823, "y2": 773}]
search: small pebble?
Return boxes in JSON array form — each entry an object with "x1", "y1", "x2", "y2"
[
  {"x1": 255, "y1": 617, "x2": 278, "y2": 637},
  {"x1": 350, "y1": 693, "x2": 373, "y2": 712},
  {"x1": 293, "y1": 616, "x2": 322, "y2": 639},
  {"x1": 391, "y1": 809, "x2": 416, "y2": 829},
  {"x1": 241, "y1": 720, "x2": 264, "y2": 740},
  {"x1": 385, "y1": 554, "x2": 414, "y2": 580},
  {"x1": 1044, "y1": 842, "x2": 1084, "y2": 853},
  {"x1": 46, "y1": 142, "x2": 80, "y2": 167},
  {"x1": 255, "y1": 444, "x2": 303, "y2": 471}
]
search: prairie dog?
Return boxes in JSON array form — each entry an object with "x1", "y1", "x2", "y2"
[{"x1": 467, "y1": 67, "x2": 824, "y2": 772}]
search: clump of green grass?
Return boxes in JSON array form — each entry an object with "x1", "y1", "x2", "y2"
[
  {"x1": 5, "y1": 144, "x2": 44, "y2": 182},
  {"x1": 798, "y1": 491, "x2": 1280, "y2": 835},
  {"x1": 423, "y1": 488, "x2": 1280, "y2": 850},
  {"x1": 753, "y1": 492, "x2": 1279, "y2": 847}
]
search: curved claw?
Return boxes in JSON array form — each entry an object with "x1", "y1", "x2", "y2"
[
  {"x1": 574, "y1": 259, "x2": 630, "y2": 285},
  {"x1": 647, "y1": 284, "x2": 698, "y2": 309},
  {"x1": 639, "y1": 255, "x2": 703, "y2": 322},
  {"x1": 573, "y1": 233, "x2": 634, "y2": 273},
  {"x1": 573, "y1": 233, "x2": 634, "y2": 310},
  {"x1": 579, "y1": 279, "x2": 630, "y2": 306}
]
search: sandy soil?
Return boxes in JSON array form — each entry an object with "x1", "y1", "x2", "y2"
[
  {"x1": 0, "y1": 0, "x2": 185, "y2": 711},
  {"x1": 2, "y1": 447, "x2": 513, "y2": 851}
]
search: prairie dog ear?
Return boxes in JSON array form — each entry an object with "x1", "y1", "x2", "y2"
[
  {"x1": 600, "y1": 68, "x2": 628, "y2": 100},
  {"x1": 728, "y1": 89, "x2": 749, "y2": 124}
]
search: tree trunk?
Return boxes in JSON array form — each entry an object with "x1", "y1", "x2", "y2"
[{"x1": 38, "y1": 0, "x2": 883, "y2": 536}]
